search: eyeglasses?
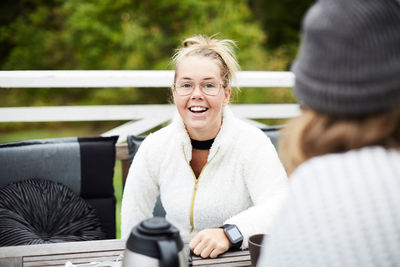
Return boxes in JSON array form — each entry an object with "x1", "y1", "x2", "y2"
[{"x1": 173, "y1": 80, "x2": 225, "y2": 96}]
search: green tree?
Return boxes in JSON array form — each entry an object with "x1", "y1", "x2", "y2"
[
  {"x1": 0, "y1": 0, "x2": 65, "y2": 70},
  {"x1": 250, "y1": 0, "x2": 314, "y2": 48},
  {"x1": 1, "y1": 0, "x2": 271, "y2": 71},
  {"x1": 1, "y1": 0, "x2": 301, "y2": 108}
]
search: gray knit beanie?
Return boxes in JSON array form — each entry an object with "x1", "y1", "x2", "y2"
[{"x1": 292, "y1": 0, "x2": 400, "y2": 115}]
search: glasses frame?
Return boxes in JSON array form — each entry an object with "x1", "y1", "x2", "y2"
[{"x1": 173, "y1": 80, "x2": 226, "y2": 96}]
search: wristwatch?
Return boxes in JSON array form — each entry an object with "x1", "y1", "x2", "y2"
[{"x1": 219, "y1": 224, "x2": 243, "y2": 250}]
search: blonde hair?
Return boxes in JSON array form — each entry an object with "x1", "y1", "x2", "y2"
[
  {"x1": 172, "y1": 34, "x2": 239, "y2": 89},
  {"x1": 279, "y1": 106, "x2": 400, "y2": 175}
]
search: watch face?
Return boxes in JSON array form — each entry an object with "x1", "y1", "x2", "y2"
[{"x1": 227, "y1": 226, "x2": 242, "y2": 242}]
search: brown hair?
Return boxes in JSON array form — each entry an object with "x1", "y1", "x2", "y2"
[
  {"x1": 172, "y1": 34, "x2": 239, "y2": 89},
  {"x1": 279, "y1": 106, "x2": 400, "y2": 175}
]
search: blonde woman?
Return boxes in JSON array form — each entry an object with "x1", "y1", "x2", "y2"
[
  {"x1": 121, "y1": 35, "x2": 287, "y2": 258},
  {"x1": 258, "y1": 0, "x2": 400, "y2": 266}
]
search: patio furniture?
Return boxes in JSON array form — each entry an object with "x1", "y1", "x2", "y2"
[
  {"x1": 0, "y1": 179, "x2": 105, "y2": 246},
  {"x1": 0, "y1": 136, "x2": 118, "y2": 246}
]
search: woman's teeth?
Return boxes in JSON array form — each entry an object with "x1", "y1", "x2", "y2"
[{"x1": 189, "y1": 107, "x2": 207, "y2": 113}]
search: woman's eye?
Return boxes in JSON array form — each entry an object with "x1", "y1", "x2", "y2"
[
  {"x1": 182, "y1": 83, "x2": 192, "y2": 88},
  {"x1": 204, "y1": 83, "x2": 215, "y2": 88}
]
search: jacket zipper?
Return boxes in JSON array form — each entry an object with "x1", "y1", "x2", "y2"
[
  {"x1": 183, "y1": 146, "x2": 220, "y2": 233},
  {"x1": 190, "y1": 178, "x2": 199, "y2": 232}
]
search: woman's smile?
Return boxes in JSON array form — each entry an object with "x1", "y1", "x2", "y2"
[
  {"x1": 189, "y1": 106, "x2": 208, "y2": 113},
  {"x1": 173, "y1": 55, "x2": 230, "y2": 140}
]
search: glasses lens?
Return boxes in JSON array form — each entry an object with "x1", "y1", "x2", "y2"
[
  {"x1": 174, "y1": 80, "x2": 222, "y2": 96},
  {"x1": 175, "y1": 81, "x2": 193, "y2": 96},
  {"x1": 201, "y1": 81, "x2": 220, "y2": 96}
]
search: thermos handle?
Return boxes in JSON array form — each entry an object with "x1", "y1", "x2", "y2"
[{"x1": 157, "y1": 239, "x2": 180, "y2": 267}]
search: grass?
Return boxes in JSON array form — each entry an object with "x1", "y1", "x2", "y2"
[
  {"x1": 114, "y1": 161, "x2": 123, "y2": 239},
  {"x1": 0, "y1": 124, "x2": 124, "y2": 239}
]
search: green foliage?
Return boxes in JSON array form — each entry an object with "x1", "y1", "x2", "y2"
[
  {"x1": 1, "y1": 0, "x2": 298, "y2": 107},
  {"x1": 0, "y1": 0, "x2": 311, "y2": 108},
  {"x1": 1, "y1": 0, "x2": 273, "y2": 71},
  {"x1": 250, "y1": 0, "x2": 314, "y2": 49},
  {"x1": 237, "y1": 87, "x2": 296, "y2": 104}
]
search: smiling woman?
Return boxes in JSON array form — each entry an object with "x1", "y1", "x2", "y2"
[
  {"x1": 173, "y1": 55, "x2": 230, "y2": 141},
  {"x1": 121, "y1": 35, "x2": 288, "y2": 259}
]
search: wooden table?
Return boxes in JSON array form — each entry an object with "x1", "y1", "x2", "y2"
[{"x1": 0, "y1": 239, "x2": 252, "y2": 267}]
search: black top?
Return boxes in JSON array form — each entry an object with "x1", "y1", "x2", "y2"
[{"x1": 190, "y1": 138, "x2": 215, "y2": 150}]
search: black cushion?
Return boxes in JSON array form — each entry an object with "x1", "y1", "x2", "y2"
[
  {"x1": 78, "y1": 137, "x2": 117, "y2": 199},
  {"x1": 78, "y1": 136, "x2": 118, "y2": 238},
  {"x1": 86, "y1": 197, "x2": 116, "y2": 239},
  {"x1": 0, "y1": 136, "x2": 118, "y2": 239},
  {"x1": 0, "y1": 179, "x2": 106, "y2": 247}
]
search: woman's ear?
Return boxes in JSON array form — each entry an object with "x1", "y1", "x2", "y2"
[
  {"x1": 223, "y1": 87, "x2": 231, "y2": 106},
  {"x1": 170, "y1": 86, "x2": 176, "y2": 104}
]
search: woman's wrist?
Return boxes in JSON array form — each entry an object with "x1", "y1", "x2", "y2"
[{"x1": 219, "y1": 224, "x2": 243, "y2": 250}]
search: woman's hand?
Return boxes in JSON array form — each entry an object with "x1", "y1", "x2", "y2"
[{"x1": 189, "y1": 228, "x2": 231, "y2": 258}]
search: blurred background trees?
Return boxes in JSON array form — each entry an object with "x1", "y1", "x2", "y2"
[{"x1": 0, "y1": 0, "x2": 313, "y2": 109}]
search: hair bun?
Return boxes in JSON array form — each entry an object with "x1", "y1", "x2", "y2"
[
  {"x1": 173, "y1": 34, "x2": 240, "y2": 88},
  {"x1": 183, "y1": 37, "x2": 201, "y2": 47}
]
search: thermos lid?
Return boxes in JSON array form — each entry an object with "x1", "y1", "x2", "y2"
[{"x1": 126, "y1": 217, "x2": 184, "y2": 259}]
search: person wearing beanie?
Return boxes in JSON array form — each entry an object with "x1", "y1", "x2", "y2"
[{"x1": 257, "y1": 0, "x2": 400, "y2": 266}]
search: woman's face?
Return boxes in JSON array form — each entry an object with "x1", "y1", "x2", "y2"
[{"x1": 173, "y1": 55, "x2": 231, "y2": 140}]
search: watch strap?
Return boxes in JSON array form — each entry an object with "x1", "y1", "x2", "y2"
[{"x1": 219, "y1": 224, "x2": 243, "y2": 250}]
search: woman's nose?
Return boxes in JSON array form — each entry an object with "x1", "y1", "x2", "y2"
[{"x1": 191, "y1": 84, "x2": 204, "y2": 98}]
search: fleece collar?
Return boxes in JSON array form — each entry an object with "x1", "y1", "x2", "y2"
[{"x1": 172, "y1": 106, "x2": 235, "y2": 162}]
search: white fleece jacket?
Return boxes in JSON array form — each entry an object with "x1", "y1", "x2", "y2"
[
  {"x1": 258, "y1": 146, "x2": 400, "y2": 266},
  {"x1": 121, "y1": 106, "x2": 288, "y2": 248}
]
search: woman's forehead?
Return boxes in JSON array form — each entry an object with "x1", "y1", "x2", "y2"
[{"x1": 176, "y1": 55, "x2": 222, "y2": 80}]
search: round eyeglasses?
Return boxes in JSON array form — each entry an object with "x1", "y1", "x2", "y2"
[{"x1": 174, "y1": 80, "x2": 225, "y2": 96}]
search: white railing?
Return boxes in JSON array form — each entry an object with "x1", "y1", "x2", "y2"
[
  {"x1": 0, "y1": 70, "x2": 294, "y2": 88},
  {"x1": 0, "y1": 70, "x2": 299, "y2": 143}
]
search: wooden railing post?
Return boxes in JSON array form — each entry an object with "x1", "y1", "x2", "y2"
[{"x1": 115, "y1": 144, "x2": 130, "y2": 189}]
